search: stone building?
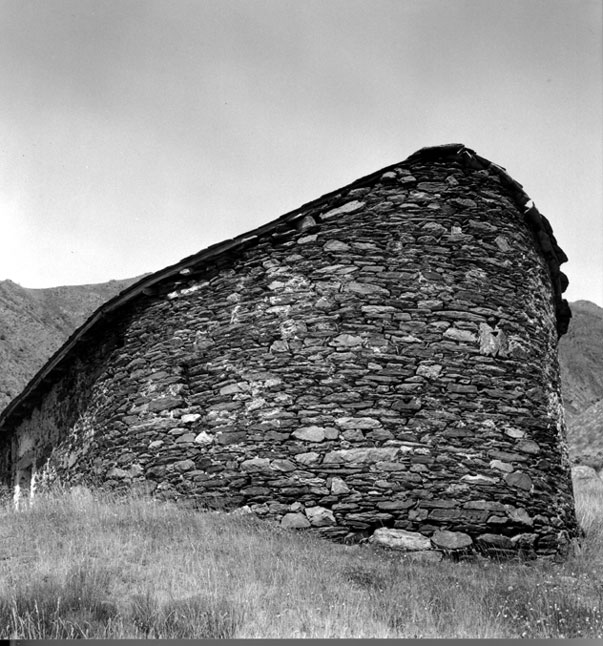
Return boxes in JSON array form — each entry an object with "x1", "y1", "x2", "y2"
[{"x1": 0, "y1": 143, "x2": 577, "y2": 558}]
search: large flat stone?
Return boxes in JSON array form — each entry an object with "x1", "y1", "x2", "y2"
[
  {"x1": 241, "y1": 457, "x2": 271, "y2": 471},
  {"x1": 306, "y1": 506, "x2": 336, "y2": 527},
  {"x1": 370, "y1": 528, "x2": 432, "y2": 551},
  {"x1": 344, "y1": 282, "x2": 391, "y2": 296},
  {"x1": 572, "y1": 465, "x2": 599, "y2": 480},
  {"x1": 320, "y1": 200, "x2": 365, "y2": 219},
  {"x1": 431, "y1": 530, "x2": 473, "y2": 550},
  {"x1": 292, "y1": 426, "x2": 326, "y2": 442},
  {"x1": 281, "y1": 513, "x2": 311, "y2": 529},
  {"x1": 504, "y1": 471, "x2": 533, "y2": 491},
  {"x1": 323, "y1": 447, "x2": 399, "y2": 465},
  {"x1": 147, "y1": 396, "x2": 185, "y2": 412}
]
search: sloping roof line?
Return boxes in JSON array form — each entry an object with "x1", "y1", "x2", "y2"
[{"x1": 0, "y1": 143, "x2": 570, "y2": 429}]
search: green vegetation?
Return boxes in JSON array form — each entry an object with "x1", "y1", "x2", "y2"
[{"x1": 1, "y1": 479, "x2": 602, "y2": 639}]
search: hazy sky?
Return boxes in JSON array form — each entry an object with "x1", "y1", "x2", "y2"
[{"x1": 1, "y1": 0, "x2": 601, "y2": 306}]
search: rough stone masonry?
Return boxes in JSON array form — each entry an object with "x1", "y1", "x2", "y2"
[{"x1": 0, "y1": 143, "x2": 578, "y2": 559}]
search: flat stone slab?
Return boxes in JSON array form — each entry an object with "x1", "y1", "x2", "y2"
[
  {"x1": 431, "y1": 530, "x2": 473, "y2": 550},
  {"x1": 280, "y1": 513, "x2": 310, "y2": 529},
  {"x1": 370, "y1": 528, "x2": 432, "y2": 551},
  {"x1": 323, "y1": 447, "x2": 399, "y2": 465},
  {"x1": 572, "y1": 465, "x2": 599, "y2": 480},
  {"x1": 306, "y1": 506, "x2": 336, "y2": 527}
]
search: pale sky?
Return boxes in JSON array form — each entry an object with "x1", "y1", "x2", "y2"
[{"x1": 1, "y1": 0, "x2": 601, "y2": 306}]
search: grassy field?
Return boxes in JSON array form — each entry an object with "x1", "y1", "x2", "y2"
[{"x1": 1, "y1": 479, "x2": 602, "y2": 639}]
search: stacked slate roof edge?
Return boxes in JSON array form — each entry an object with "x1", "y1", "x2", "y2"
[{"x1": 0, "y1": 143, "x2": 570, "y2": 428}]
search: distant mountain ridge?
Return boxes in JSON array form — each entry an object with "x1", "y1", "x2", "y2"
[
  {"x1": 0, "y1": 278, "x2": 602, "y2": 464},
  {"x1": 0, "y1": 277, "x2": 143, "y2": 411},
  {"x1": 559, "y1": 300, "x2": 603, "y2": 419},
  {"x1": 558, "y1": 300, "x2": 603, "y2": 463}
]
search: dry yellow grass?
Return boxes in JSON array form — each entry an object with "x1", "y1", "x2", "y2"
[{"x1": 1, "y1": 481, "x2": 602, "y2": 638}]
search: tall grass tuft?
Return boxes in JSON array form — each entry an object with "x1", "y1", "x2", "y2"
[{"x1": 1, "y1": 481, "x2": 603, "y2": 638}]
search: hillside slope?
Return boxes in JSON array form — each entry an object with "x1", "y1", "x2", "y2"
[
  {"x1": 569, "y1": 398, "x2": 603, "y2": 460},
  {"x1": 0, "y1": 277, "x2": 142, "y2": 411},
  {"x1": 558, "y1": 300, "x2": 603, "y2": 422}
]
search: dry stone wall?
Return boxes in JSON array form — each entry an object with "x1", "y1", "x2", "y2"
[{"x1": 0, "y1": 145, "x2": 578, "y2": 558}]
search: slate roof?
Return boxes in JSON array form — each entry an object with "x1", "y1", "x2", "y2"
[{"x1": 0, "y1": 143, "x2": 570, "y2": 429}]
